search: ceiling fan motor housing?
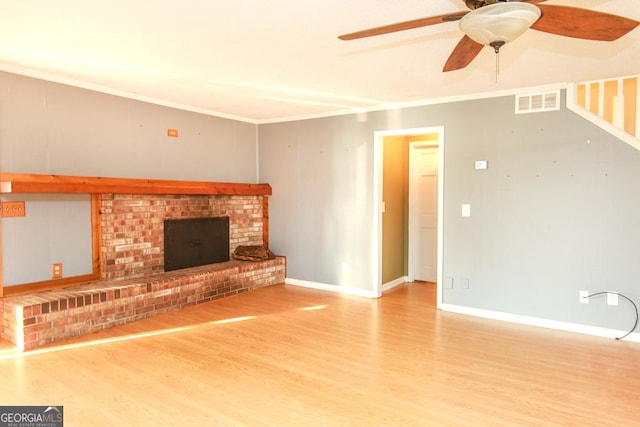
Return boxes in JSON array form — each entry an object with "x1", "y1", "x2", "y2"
[
  {"x1": 465, "y1": 0, "x2": 523, "y2": 10},
  {"x1": 465, "y1": 0, "x2": 486, "y2": 9}
]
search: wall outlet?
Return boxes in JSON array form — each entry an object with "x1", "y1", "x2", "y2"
[
  {"x1": 52, "y1": 263, "x2": 63, "y2": 279},
  {"x1": 444, "y1": 277, "x2": 454, "y2": 289},
  {"x1": 607, "y1": 292, "x2": 619, "y2": 306},
  {"x1": 579, "y1": 290, "x2": 589, "y2": 304}
]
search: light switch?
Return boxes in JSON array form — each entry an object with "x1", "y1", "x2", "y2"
[
  {"x1": 474, "y1": 160, "x2": 488, "y2": 170},
  {"x1": 461, "y1": 204, "x2": 471, "y2": 217}
]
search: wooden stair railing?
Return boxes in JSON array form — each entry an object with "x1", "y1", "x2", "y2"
[{"x1": 567, "y1": 75, "x2": 640, "y2": 151}]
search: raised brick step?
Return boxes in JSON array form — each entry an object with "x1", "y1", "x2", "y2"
[{"x1": 0, "y1": 257, "x2": 285, "y2": 351}]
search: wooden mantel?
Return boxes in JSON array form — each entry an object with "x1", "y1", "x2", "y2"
[
  {"x1": 0, "y1": 173, "x2": 272, "y2": 196},
  {"x1": 0, "y1": 172, "x2": 273, "y2": 298}
]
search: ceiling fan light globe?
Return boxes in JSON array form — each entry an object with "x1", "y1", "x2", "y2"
[{"x1": 459, "y1": 2, "x2": 541, "y2": 46}]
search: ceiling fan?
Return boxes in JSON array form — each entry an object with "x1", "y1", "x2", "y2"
[{"x1": 338, "y1": 0, "x2": 639, "y2": 72}]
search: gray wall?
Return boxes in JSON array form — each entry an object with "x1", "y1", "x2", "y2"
[
  {"x1": 259, "y1": 116, "x2": 376, "y2": 288},
  {"x1": 442, "y1": 94, "x2": 640, "y2": 331},
  {"x1": 0, "y1": 71, "x2": 258, "y2": 181},
  {"x1": 0, "y1": 70, "x2": 258, "y2": 286},
  {"x1": 259, "y1": 93, "x2": 640, "y2": 332},
  {"x1": 1, "y1": 193, "x2": 92, "y2": 286}
]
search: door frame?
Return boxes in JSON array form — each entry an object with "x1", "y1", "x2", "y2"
[{"x1": 373, "y1": 126, "x2": 444, "y2": 308}]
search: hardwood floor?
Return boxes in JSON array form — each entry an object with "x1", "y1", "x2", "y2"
[{"x1": 1, "y1": 282, "x2": 638, "y2": 426}]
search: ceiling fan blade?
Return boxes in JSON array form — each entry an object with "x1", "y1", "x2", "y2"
[
  {"x1": 531, "y1": 5, "x2": 639, "y2": 41},
  {"x1": 443, "y1": 35, "x2": 484, "y2": 72},
  {"x1": 338, "y1": 11, "x2": 468, "y2": 40}
]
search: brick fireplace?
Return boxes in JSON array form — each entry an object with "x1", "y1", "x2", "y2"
[
  {"x1": 100, "y1": 193, "x2": 265, "y2": 280},
  {"x1": 0, "y1": 173, "x2": 286, "y2": 350}
]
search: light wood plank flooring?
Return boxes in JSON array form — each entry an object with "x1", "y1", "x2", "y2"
[{"x1": 1, "y1": 282, "x2": 638, "y2": 426}]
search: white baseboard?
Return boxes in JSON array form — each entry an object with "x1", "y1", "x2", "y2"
[
  {"x1": 382, "y1": 276, "x2": 409, "y2": 292},
  {"x1": 441, "y1": 303, "x2": 640, "y2": 343},
  {"x1": 283, "y1": 279, "x2": 639, "y2": 342},
  {"x1": 285, "y1": 278, "x2": 379, "y2": 298}
]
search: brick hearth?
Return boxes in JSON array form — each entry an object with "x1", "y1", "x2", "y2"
[
  {"x1": 1, "y1": 258, "x2": 285, "y2": 350},
  {"x1": 0, "y1": 175, "x2": 284, "y2": 351}
]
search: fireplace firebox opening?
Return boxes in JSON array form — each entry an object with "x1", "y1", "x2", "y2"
[{"x1": 164, "y1": 217, "x2": 230, "y2": 272}]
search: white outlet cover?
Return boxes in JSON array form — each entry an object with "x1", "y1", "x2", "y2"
[
  {"x1": 579, "y1": 290, "x2": 589, "y2": 304},
  {"x1": 474, "y1": 160, "x2": 488, "y2": 170},
  {"x1": 461, "y1": 204, "x2": 471, "y2": 217},
  {"x1": 444, "y1": 277, "x2": 454, "y2": 289}
]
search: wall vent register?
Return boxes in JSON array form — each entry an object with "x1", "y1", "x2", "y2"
[{"x1": 515, "y1": 90, "x2": 560, "y2": 114}]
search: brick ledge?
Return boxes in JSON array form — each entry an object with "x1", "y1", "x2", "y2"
[{"x1": 0, "y1": 257, "x2": 285, "y2": 351}]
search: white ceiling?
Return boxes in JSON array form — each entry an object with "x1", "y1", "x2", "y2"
[{"x1": 0, "y1": 0, "x2": 638, "y2": 123}]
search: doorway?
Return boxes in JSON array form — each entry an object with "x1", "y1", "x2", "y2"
[
  {"x1": 373, "y1": 127, "x2": 444, "y2": 308},
  {"x1": 409, "y1": 142, "x2": 438, "y2": 283}
]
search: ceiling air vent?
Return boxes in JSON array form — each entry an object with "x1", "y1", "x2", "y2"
[{"x1": 515, "y1": 90, "x2": 560, "y2": 114}]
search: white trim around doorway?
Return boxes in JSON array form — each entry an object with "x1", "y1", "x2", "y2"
[{"x1": 373, "y1": 126, "x2": 445, "y2": 308}]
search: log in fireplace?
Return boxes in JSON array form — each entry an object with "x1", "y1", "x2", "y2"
[{"x1": 164, "y1": 217, "x2": 230, "y2": 272}]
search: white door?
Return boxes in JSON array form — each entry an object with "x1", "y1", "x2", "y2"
[{"x1": 411, "y1": 145, "x2": 438, "y2": 282}]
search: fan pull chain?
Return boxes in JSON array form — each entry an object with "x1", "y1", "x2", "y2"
[{"x1": 490, "y1": 41, "x2": 505, "y2": 83}]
